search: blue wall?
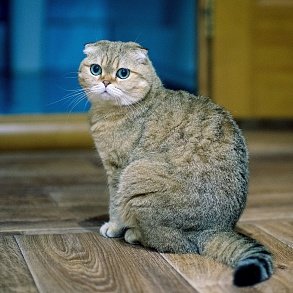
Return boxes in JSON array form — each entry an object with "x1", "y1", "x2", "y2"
[{"x1": 0, "y1": 0, "x2": 197, "y2": 114}]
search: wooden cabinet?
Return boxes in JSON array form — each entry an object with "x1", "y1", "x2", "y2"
[{"x1": 199, "y1": 0, "x2": 293, "y2": 118}]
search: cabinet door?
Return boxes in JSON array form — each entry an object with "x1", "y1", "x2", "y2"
[{"x1": 210, "y1": 0, "x2": 293, "y2": 118}]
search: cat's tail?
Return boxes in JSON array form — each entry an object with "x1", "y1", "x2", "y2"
[{"x1": 196, "y1": 230, "x2": 273, "y2": 287}]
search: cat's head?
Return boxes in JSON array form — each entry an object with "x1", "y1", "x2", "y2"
[{"x1": 79, "y1": 40, "x2": 161, "y2": 106}]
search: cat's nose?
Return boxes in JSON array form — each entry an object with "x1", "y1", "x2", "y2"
[{"x1": 102, "y1": 80, "x2": 111, "y2": 87}]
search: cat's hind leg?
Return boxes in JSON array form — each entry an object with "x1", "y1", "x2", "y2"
[
  {"x1": 124, "y1": 228, "x2": 142, "y2": 244},
  {"x1": 116, "y1": 159, "x2": 196, "y2": 252},
  {"x1": 116, "y1": 159, "x2": 176, "y2": 228}
]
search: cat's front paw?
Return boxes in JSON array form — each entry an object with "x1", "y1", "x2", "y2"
[{"x1": 99, "y1": 222, "x2": 125, "y2": 238}]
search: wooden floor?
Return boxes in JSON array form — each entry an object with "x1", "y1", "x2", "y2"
[{"x1": 0, "y1": 131, "x2": 292, "y2": 292}]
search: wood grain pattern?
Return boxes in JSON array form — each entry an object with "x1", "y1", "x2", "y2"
[
  {"x1": 0, "y1": 236, "x2": 37, "y2": 292},
  {"x1": 237, "y1": 223, "x2": 293, "y2": 292},
  {"x1": 16, "y1": 233, "x2": 196, "y2": 293},
  {"x1": 246, "y1": 192, "x2": 293, "y2": 208},
  {"x1": 0, "y1": 150, "x2": 108, "y2": 236},
  {"x1": 0, "y1": 219, "x2": 101, "y2": 235},
  {"x1": 161, "y1": 253, "x2": 236, "y2": 293},
  {"x1": 246, "y1": 130, "x2": 293, "y2": 157},
  {"x1": 162, "y1": 221, "x2": 293, "y2": 293},
  {"x1": 0, "y1": 131, "x2": 292, "y2": 292},
  {"x1": 49, "y1": 184, "x2": 109, "y2": 207},
  {"x1": 239, "y1": 206, "x2": 293, "y2": 222},
  {"x1": 255, "y1": 221, "x2": 293, "y2": 248}
]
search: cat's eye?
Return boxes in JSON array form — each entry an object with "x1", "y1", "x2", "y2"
[
  {"x1": 116, "y1": 68, "x2": 130, "y2": 79},
  {"x1": 90, "y1": 64, "x2": 102, "y2": 76}
]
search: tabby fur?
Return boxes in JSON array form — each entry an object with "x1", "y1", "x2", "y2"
[{"x1": 78, "y1": 41, "x2": 273, "y2": 287}]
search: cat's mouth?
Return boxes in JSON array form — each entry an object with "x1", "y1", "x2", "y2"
[
  {"x1": 99, "y1": 90, "x2": 113, "y2": 98},
  {"x1": 89, "y1": 84, "x2": 136, "y2": 106},
  {"x1": 90, "y1": 84, "x2": 113, "y2": 98},
  {"x1": 101, "y1": 87, "x2": 114, "y2": 97},
  {"x1": 95, "y1": 87, "x2": 119, "y2": 103},
  {"x1": 100, "y1": 91, "x2": 112, "y2": 98}
]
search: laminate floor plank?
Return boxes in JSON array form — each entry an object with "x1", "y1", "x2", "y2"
[
  {"x1": 0, "y1": 150, "x2": 100, "y2": 162},
  {"x1": 0, "y1": 158, "x2": 99, "y2": 178},
  {"x1": 0, "y1": 150, "x2": 109, "y2": 236},
  {"x1": 161, "y1": 253, "x2": 238, "y2": 293},
  {"x1": 16, "y1": 233, "x2": 197, "y2": 293},
  {"x1": 249, "y1": 157, "x2": 293, "y2": 195},
  {"x1": 48, "y1": 184, "x2": 109, "y2": 207},
  {"x1": 246, "y1": 131, "x2": 293, "y2": 157},
  {"x1": 254, "y1": 221, "x2": 293, "y2": 248},
  {"x1": 246, "y1": 192, "x2": 293, "y2": 208},
  {"x1": 0, "y1": 204, "x2": 107, "y2": 221},
  {"x1": 237, "y1": 223, "x2": 293, "y2": 292},
  {"x1": 0, "y1": 151, "x2": 107, "y2": 189},
  {"x1": 161, "y1": 222, "x2": 293, "y2": 293},
  {"x1": 239, "y1": 206, "x2": 293, "y2": 222},
  {"x1": 0, "y1": 236, "x2": 38, "y2": 293},
  {"x1": 0, "y1": 216, "x2": 107, "y2": 235},
  {"x1": 0, "y1": 171, "x2": 106, "y2": 187},
  {"x1": 0, "y1": 205, "x2": 108, "y2": 234},
  {"x1": 0, "y1": 131, "x2": 292, "y2": 292}
]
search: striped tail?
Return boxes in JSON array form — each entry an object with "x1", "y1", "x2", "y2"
[{"x1": 197, "y1": 230, "x2": 273, "y2": 287}]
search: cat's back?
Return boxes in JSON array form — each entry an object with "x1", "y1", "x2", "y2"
[
  {"x1": 145, "y1": 89, "x2": 241, "y2": 146},
  {"x1": 138, "y1": 88, "x2": 247, "y2": 169}
]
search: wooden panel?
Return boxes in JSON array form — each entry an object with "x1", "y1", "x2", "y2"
[
  {"x1": 0, "y1": 114, "x2": 93, "y2": 150},
  {"x1": 212, "y1": 0, "x2": 253, "y2": 117},
  {"x1": 16, "y1": 233, "x2": 196, "y2": 293},
  {"x1": 211, "y1": 0, "x2": 293, "y2": 118},
  {"x1": 0, "y1": 236, "x2": 37, "y2": 292},
  {"x1": 198, "y1": 0, "x2": 212, "y2": 96},
  {"x1": 252, "y1": 2, "x2": 293, "y2": 118}
]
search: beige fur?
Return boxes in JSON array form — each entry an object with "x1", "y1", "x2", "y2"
[{"x1": 79, "y1": 41, "x2": 273, "y2": 286}]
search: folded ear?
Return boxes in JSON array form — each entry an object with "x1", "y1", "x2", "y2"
[
  {"x1": 132, "y1": 44, "x2": 149, "y2": 64},
  {"x1": 83, "y1": 42, "x2": 96, "y2": 55}
]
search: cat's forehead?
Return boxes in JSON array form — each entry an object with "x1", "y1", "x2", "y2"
[
  {"x1": 85, "y1": 41, "x2": 141, "y2": 53},
  {"x1": 84, "y1": 41, "x2": 148, "y2": 67}
]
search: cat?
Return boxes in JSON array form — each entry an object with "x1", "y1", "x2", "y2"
[{"x1": 78, "y1": 40, "x2": 273, "y2": 287}]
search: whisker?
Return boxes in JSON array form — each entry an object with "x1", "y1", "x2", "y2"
[
  {"x1": 68, "y1": 95, "x2": 87, "y2": 113},
  {"x1": 83, "y1": 99, "x2": 90, "y2": 112},
  {"x1": 47, "y1": 87, "x2": 90, "y2": 118},
  {"x1": 47, "y1": 92, "x2": 84, "y2": 106}
]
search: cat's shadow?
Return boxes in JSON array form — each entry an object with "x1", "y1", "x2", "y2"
[{"x1": 78, "y1": 214, "x2": 109, "y2": 231}]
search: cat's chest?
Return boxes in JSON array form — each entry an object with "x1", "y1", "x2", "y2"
[{"x1": 90, "y1": 118, "x2": 140, "y2": 167}]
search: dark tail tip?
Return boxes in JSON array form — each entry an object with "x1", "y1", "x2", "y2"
[{"x1": 233, "y1": 257, "x2": 271, "y2": 287}]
